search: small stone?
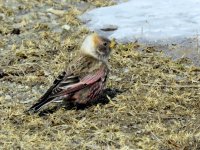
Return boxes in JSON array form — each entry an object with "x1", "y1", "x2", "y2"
[
  {"x1": 100, "y1": 25, "x2": 118, "y2": 31},
  {"x1": 18, "y1": 85, "x2": 24, "y2": 89},
  {"x1": 109, "y1": 75, "x2": 122, "y2": 81},
  {"x1": 62, "y1": 24, "x2": 71, "y2": 31},
  {"x1": 20, "y1": 98, "x2": 35, "y2": 104},
  {"x1": 32, "y1": 89, "x2": 38, "y2": 94},
  {"x1": 123, "y1": 68, "x2": 129, "y2": 73},
  {"x1": 47, "y1": 8, "x2": 66, "y2": 16},
  {"x1": 0, "y1": 13, "x2": 5, "y2": 20},
  {"x1": 123, "y1": 125, "x2": 128, "y2": 129},
  {"x1": 5, "y1": 95, "x2": 12, "y2": 100},
  {"x1": 44, "y1": 70, "x2": 50, "y2": 76},
  {"x1": 40, "y1": 85, "x2": 45, "y2": 89},
  {"x1": 136, "y1": 130, "x2": 142, "y2": 134}
]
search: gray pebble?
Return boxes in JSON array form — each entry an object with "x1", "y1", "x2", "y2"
[{"x1": 5, "y1": 95, "x2": 12, "y2": 100}]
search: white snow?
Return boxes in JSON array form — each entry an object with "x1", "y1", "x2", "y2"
[{"x1": 80, "y1": 0, "x2": 200, "y2": 43}]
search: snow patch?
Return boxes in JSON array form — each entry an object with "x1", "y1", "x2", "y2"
[{"x1": 80, "y1": 0, "x2": 200, "y2": 43}]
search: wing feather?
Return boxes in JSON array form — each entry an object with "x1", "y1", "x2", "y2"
[
  {"x1": 28, "y1": 66, "x2": 106, "y2": 113},
  {"x1": 51, "y1": 67, "x2": 105, "y2": 98}
]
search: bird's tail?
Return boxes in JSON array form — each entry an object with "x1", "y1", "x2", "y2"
[{"x1": 27, "y1": 97, "x2": 55, "y2": 113}]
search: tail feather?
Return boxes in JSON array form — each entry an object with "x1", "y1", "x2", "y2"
[
  {"x1": 27, "y1": 72, "x2": 67, "y2": 113},
  {"x1": 28, "y1": 97, "x2": 55, "y2": 113}
]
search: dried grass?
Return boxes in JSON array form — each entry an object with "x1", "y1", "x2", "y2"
[{"x1": 0, "y1": 0, "x2": 200, "y2": 149}]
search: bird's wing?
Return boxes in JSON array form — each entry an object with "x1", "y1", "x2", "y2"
[
  {"x1": 28, "y1": 67, "x2": 106, "y2": 113},
  {"x1": 50, "y1": 67, "x2": 105, "y2": 98},
  {"x1": 28, "y1": 71, "x2": 79, "y2": 112},
  {"x1": 35, "y1": 72, "x2": 69, "y2": 102}
]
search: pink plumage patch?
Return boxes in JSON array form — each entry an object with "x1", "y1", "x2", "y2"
[{"x1": 57, "y1": 67, "x2": 105, "y2": 96}]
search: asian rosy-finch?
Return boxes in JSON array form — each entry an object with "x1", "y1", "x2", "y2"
[{"x1": 28, "y1": 33, "x2": 112, "y2": 113}]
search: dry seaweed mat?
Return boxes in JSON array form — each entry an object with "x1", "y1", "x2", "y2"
[{"x1": 0, "y1": 0, "x2": 200, "y2": 149}]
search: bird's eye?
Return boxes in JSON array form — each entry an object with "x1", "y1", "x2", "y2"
[{"x1": 103, "y1": 42, "x2": 107, "y2": 47}]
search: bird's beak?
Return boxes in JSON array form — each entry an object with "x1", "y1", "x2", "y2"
[{"x1": 110, "y1": 38, "x2": 116, "y2": 49}]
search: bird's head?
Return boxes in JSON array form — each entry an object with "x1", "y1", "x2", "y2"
[{"x1": 80, "y1": 33, "x2": 111, "y2": 62}]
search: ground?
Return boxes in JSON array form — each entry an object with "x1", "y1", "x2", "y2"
[{"x1": 0, "y1": 0, "x2": 200, "y2": 149}]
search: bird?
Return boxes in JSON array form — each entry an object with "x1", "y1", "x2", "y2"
[{"x1": 27, "y1": 33, "x2": 112, "y2": 113}]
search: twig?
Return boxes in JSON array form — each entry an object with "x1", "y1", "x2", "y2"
[
  {"x1": 150, "y1": 131, "x2": 165, "y2": 145},
  {"x1": 142, "y1": 83, "x2": 200, "y2": 88}
]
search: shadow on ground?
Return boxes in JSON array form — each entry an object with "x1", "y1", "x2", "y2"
[{"x1": 38, "y1": 88, "x2": 123, "y2": 116}]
